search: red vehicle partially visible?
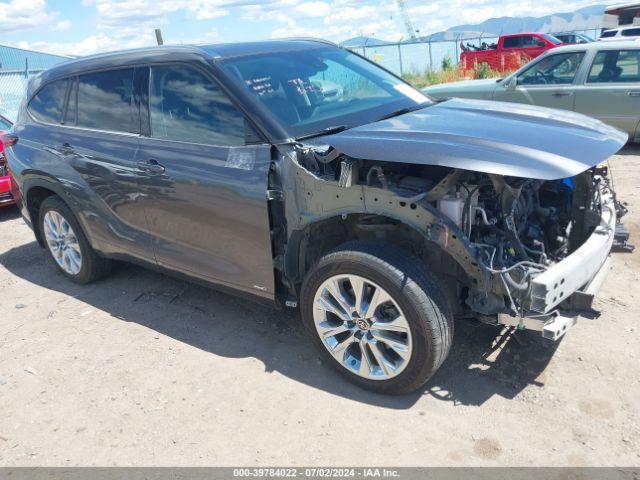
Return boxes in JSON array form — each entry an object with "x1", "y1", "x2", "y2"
[
  {"x1": 460, "y1": 32, "x2": 562, "y2": 73},
  {"x1": 0, "y1": 114, "x2": 16, "y2": 207}
]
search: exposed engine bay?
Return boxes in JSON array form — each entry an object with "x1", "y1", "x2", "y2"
[{"x1": 278, "y1": 142, "x2": 627, "y2": 338}]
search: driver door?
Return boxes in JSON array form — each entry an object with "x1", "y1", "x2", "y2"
[
  {"x1": 494, "y1": 51, "x2": 586, "y2": 110},
  {"x1": 133, "y1": 64, "x2": 276, "y2": 299}
]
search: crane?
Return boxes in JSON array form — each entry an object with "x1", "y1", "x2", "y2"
[{"x1": 395, "y1": 0, "x2": 418, "y2": 40}]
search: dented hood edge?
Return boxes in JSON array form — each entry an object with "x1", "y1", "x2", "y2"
[{"x1": 319, "y1": 98, "x2": 627, "y2": 180}]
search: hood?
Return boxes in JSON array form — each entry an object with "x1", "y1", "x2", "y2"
[
  {"x1": 323, "y1": 98, "x2": 627, "y2": 180},
  {"x1": 422, "y1": 78, "x2": 500, "y2": 95}
]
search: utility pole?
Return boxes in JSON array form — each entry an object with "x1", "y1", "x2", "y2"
[{"x1": 155, "y1": 29, "x2": 164, "y2": 46}]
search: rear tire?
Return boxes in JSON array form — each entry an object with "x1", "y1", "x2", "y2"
[
  {"x1": 39, "y1": 196, "x2": 112, "y2": 284},
  {"x1": 301, "y1": 241, "x2": 453, "y2": 395}
]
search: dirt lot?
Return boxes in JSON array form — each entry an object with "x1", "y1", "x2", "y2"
[{"x1": 1, "y1": 148, "x2": 639, "y2": 467}]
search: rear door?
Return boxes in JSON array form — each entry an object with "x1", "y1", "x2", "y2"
[
  {"x1": 24, "y1": 68, "x2": 153, "y2": 261},
  {"x1": 133, "y1": 64, "x2": 275, "y2": 298},
  {"x1": 574, "y1": 49, "x2": 640, "y2": 138},
  {"x1": 494, "y1": 51, "x2": 585, "y2": 110}
]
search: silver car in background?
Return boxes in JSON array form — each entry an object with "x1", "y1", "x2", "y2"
[{"x1": 423, "y1": 41, "x2": 640, "y2": 142}]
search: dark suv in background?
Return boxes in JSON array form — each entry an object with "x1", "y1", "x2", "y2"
[{"x1": 6, "y1": 40, "x2": 626, "y2": 394}]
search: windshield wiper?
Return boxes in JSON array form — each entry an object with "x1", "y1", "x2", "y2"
[
  {"x1": 375, "y1": 104, "x2": 430, "y2": 122},
  {"x1": 295, "y1": 125, "x2": 349, "y2": 141}
]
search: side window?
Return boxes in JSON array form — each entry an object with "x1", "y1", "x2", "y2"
[
  {"x1": 622, "y1": 28, "x2": 640, "y2": 37},
  {"x1": 521, "y1": 36, "x2": 539, "y2": 47},
  {"x1": 149, "y1": 65, "x2": 245, "y2": 146},
  {"x1": 588, "y1": 50, "x2": 640, "y2": 83},
  {"x1": 517, "y1": 52, "x2": 585, "y2": 85},
  {"x1": 28, "y1": 79, "x2": 68, "y2": 124},
  {"x1": 77, "y1": 68, "x2": 136, "y2": 133},
  {"x1": 503, "y1": 37, "x2": 520, "y2": 49},
  {"x1": 600, "y1": 30, "x2": 618, "y2": 38}
]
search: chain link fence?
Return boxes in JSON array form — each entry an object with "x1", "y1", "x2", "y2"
[
  {"x1": 0, "y1": 45, "x2": 69, "y2": 123},
  {"x1": 348, "y1": 28, "x2": 603, "y2": 76}
]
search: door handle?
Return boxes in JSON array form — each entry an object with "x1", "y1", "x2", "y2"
[
  {"x1": 137, "y1": 159, "x2": 165, "y2": 174},
  {"x1": 628, "y1": 91, "x2": 640, "y2": 97},
  {"x1": 552, "y1": 91, "x2": 574, "y2": 97}
]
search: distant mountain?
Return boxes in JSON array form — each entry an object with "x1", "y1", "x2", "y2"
[
  {"x1": 342, "y1": 5, "x2": 607, "y2": 46},
  {"x1": 417, "y1": 5, "x2": 606, "y2": 42},
  {"x1": 340, "y1": 36, "x2": 388, "y2": 47}
]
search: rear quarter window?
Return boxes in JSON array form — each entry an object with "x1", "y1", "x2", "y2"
[
  {"x1": 77, "y1": 68, "x2": 136, "y2": 133},
  {"x1": 28, "y1": 79, "x2": 68, "y2": 124}
]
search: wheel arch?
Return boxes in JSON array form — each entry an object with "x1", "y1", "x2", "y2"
[
  {"x1": 283, "y1": 211, "x2": 483, "y2": 312},
  {"x1": 23, "y1": 177, "x2": 88, "y2": 248}
]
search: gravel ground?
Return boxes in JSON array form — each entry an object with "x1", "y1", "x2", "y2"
[{"x1": 0, "y1": 147, "x2": 639, "y2": 467}]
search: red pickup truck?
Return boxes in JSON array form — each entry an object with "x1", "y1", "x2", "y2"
[{"x1": 460, "y1": 33, "x2": 562, "y2": 72}]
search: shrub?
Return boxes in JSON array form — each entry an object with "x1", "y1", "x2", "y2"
[
  {"x1": 474, "y1": 62, "x2": 493, "y2": 79},
  {"x1": 403, "y1": 68, "x2": 467, "y2": 89},
  {"x1": 441, "y1": 55, "x2": 454, "y2": 71}
]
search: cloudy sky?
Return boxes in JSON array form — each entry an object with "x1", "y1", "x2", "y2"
[{"x1": 0, "y1": 0, "x2": 613, "y2": 57}]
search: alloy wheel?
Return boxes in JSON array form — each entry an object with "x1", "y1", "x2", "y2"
[
  {"x1": 43, "y1": 210, "x2": 83, "y2": 276},
  {"x1": 312, "y1": 274, "x2": 412, "y2": 380}
]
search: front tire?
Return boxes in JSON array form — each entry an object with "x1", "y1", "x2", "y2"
[
  {"x1": 300, "y1": 241, "x2": 453, "y2": 395},
  {"x1": 39, "y1": 195, "x2": 112, "y2": 284}
]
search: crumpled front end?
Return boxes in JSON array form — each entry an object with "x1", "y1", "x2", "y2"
[
  {"x1": 281, "y1": 137, "x2": 627, "y2": 341},
  {"x1": 491, "y1": 169, "x2": 620, "y2": 340},
  {"x1": 271, "y1": 98, "x2": 630, "y2": 341}
]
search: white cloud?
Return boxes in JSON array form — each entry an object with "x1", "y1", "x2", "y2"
[
  {"x1": 81, "y1": 0, "x2": 232, "y2": 29},
  {"x1": 15, "y1": 33, "x2": 128, "y2": 57},
  {"x1": 408, "y1": 4, "x2": 439, "y2": 16},
  {"x1": 0, "y1": 0, "x2": 58, "y2": 32},
  {"x1": 330, "y1": 5, "x2": 377, "y2": 21},
  {"x1": 270, "y1": 16, "x2": 402, "y2": 43},
  {"x1": 242, "y1": 4, "x2": 292, "y2": 22},
  {"x1": 12, "y1": 25, "x2": 224, "y2": 57},
  {"x1": 295, "y1": 1, "x2": 331, "y2": 18},
  {"x1": 193, "y1": 7, "x2": 229, "y2": 20},
  {"x1": 54, "y1": 19, "x2": 72, "y2": 31}
]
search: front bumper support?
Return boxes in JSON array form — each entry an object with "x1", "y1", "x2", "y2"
[
  {"x1": 498, "y1": 181, "x2": 617, "y2": 341},
  {"x1": 528, "y1": 185, "x2": 616, "y2": 314},
  {"x1": 498, "y1": 257, "x2": 611, "y2": 340}
]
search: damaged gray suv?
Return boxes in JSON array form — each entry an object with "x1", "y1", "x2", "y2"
[{"x1": 6, "y1": 40, "x2": 628, "y2": 394}]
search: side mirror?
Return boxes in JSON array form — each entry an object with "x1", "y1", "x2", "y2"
[{"x1": 505, "y1": 76, "x2": 518, "y2": 90}]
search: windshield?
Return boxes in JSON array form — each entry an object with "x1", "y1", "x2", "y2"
[
  {"x1": 220, "y1": 46, "x2": 432, "y2": 139},
  {"x1": 541, "y1": 34, "x2": 562, "y2": 45}
]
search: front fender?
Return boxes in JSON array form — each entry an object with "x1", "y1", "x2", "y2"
[{"x1": 278, "y1": 150, "x2": 493, "y2": 293}]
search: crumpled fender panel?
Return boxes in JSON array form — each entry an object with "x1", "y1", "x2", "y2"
[
  {"x1": 277, "y1": 148, "x2": 495, "y2": 293},
  {"x1": 322, "y1": 98, "x2": 627, "y2": 180}
]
